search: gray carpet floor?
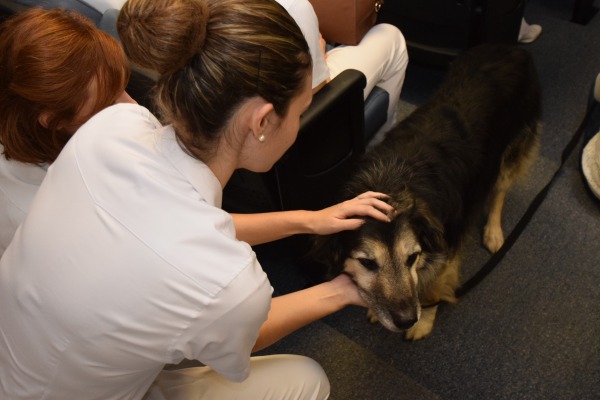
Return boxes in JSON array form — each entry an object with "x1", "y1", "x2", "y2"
[{"x1": 255, "y1": 1, "x2": 600, "y2": 399}]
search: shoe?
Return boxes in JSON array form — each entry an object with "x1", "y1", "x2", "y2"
[
  {"x1": 518, "y1": 19, "x2": 542, "y2": 44},
  {"x1": 582, "y1": 131, "x2": 600, "y2": 201},
  {"x1": 580, "y1": 73, "x2": 600, "y2": 202}
]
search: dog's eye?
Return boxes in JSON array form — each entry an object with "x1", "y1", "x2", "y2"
[
  {"x1": 357, "y1": 258, "x2": 379, "y2": 271},
  {"x1": 406, "y1": 252, "x2": 420, "y2": 267}
]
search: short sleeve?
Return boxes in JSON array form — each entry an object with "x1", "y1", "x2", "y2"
[{"x1": 173, "y1": 258, "x2": 273, "y2": 382}]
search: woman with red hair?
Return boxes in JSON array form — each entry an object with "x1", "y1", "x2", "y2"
[{"x1": 0, "y1": 7, "x2": 135, "y2": 254}]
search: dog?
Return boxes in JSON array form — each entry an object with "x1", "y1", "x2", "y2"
[{"x1": 314, "y1": 44, "x2": 542, "y2": 340}]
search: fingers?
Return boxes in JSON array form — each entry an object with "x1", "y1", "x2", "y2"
[
  {"x1": 330, "y1": 273, "x2": 367, "y2": 307},
  {"x1": 357, "y1": 203, "x2": 392, "y2": 223},
  {"x1": 333, "y1": 218, "x2": 366, "y2": 232},
  {"x1": 344, "y1": 193, "x2": 394, "y2": 222},
  {"x1": 310, "y1": 192, "x2": 395, "y2": 235},
  {"x1": 355, "y1": 191, "x2": 389, "y2": 200}
]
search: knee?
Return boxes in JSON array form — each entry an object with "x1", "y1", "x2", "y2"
[
  {"x1": 374, "y1": 23, "x2": 407, "y2": 52},
  {"x1": 371, "y1": 23, "x2": 408, "y2": 67},
  {"x1": 253, "y1": 354, "x2": 330, "y2": 399},
  {"x1": 297, "y1": 356, "x2": 330, "y2": 400}
]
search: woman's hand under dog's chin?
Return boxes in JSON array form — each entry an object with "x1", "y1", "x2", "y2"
[{"x1": 329, "y1": 274, "x2": 368, "y2": 308}]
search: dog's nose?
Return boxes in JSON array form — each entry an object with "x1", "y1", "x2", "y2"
[{"x1": 392, "y1": 312, "x2": 418, "y2": 330}]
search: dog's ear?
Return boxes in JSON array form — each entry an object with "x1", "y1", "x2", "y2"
[
  {"x1": 410, "y1": 198, "x2": 447, "y2": 254},
  {"x1": 308, "y1": 233, "x2": 346, "y2": 279}
]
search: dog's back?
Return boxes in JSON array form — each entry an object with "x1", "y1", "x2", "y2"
[{"x1": 350, "y1": 44, "x2": 542, "y2": 249}]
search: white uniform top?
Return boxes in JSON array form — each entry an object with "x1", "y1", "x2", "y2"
[
  {"x1": 276, "y1": 0, "x2": 331, "y2": 89},
  {"x1": 0, "y1": 104, "x2": 272, "y2": 400},
  {"x1": 81, "y1": 0, "x2": 126, "y2": 13},
  {"x1": 0, "y1": 145, "x2": 47, "y2": 255}
]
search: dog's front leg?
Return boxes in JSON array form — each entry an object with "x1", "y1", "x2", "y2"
[
  {"x1": 366, "y1": 308, "x2": 378, "y2": 324},
  {"x1": 404, "y1": 305, "x2": 437, "y2": 341},
  {"x1": 483, "y1": 183, "x2": 507, "y2": 253},
  {"x1": 404, "y1": 256, "x2": 460, "y2": 341}
]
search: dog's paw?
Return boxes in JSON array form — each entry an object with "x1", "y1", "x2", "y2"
[
  {"x1": 366, "y1": 309, "x2": 379, "y2": 325},
  {"x1": 483, "y1": 223, "x2": 504, "y2": 253},
  {"x1": 404, "y1": 305, "x2": 438, "y2": 341},
  {"x1": 404, "y1": 318, "x2": 434, "y2": 341}
]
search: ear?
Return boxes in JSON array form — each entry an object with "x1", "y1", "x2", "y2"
[
  {"x1": 249, "y1": 100, "x2": 275, "y2": 142},
  {"x1": 38, "y1": 112, "x2": 52, "y2": 129},
  {"x1": 411, "y1": 199, "x2": 446, "y2": 254}
]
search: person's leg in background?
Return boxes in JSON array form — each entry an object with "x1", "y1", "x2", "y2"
[
  {"x1": 519, "y1": 18, "x2": 542, "y2": 43},
  {"x1": 325, "y1": 23, "x2": 409, "y2": 145},
  {"x1": 144, "y1": 354, "x2": 330, "y2": 400}
]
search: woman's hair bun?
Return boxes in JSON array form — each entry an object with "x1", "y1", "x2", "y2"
[{"x1": 117, "y1": 0, "x2": 209, "y2": 75}]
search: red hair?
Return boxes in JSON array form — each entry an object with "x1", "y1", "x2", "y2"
[{"x1": 0, "y1": 8, "x2": 130, "y2": 164}]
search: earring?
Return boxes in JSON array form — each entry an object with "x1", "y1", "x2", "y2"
[{"x1": 258, "y1": 134, "x2": 266, "y2": 143}]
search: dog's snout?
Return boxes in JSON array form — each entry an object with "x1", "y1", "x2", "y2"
[{"x1": 391, "y1": 311, "x2": 418, "y2": 330}]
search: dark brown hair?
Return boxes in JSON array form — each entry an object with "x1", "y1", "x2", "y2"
[
  {"x1": 118, "y1": 0, "x2": 311, "y2": 160},
  {"x1": 0, "y1": 8, "x2": 130, "y2": 164}
]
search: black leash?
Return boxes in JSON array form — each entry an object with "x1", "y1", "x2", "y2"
[{"x1": 454, "y1": 94, "x2": 596, "y2": 299}]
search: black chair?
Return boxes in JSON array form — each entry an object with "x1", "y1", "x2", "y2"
[
  {"x1": 377, "y1": 0, "x2": 526, "y2": 67},
  {"x1": 223, "y1": 69, "x2": 368, "y2": 213}
]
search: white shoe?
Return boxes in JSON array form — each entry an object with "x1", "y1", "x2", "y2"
[
  {"x1": 582, "y1": 131, "x2": 600, "y2": 200},
  {"x1": 518, "y1": 19, "x2": 542, "y2": 44}
]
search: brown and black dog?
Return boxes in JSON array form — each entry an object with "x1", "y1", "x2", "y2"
[{"x1": 315, "y1": 44, "x2": 542, "y2": 340}]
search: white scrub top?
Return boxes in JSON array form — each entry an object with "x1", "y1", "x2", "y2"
[
  {"x1": 81, "y1": 0, "x2": 126, "y2": 13},
  {"x1": 0, "y1": 145, "x2": 47, "y2": 255},
  {"x1": 276, "y1": 0, "x2": 331, "y2": 89},
  {"x1": 0, "y1": 104, "x2": 272, "y2": 400}
]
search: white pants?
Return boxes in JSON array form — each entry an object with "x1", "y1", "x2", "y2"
[
  {"x1": 144, "y1": 355, "x2": 330, "y2": 400},
  {"x1": 326, "y1": 23, "x2": 409, "y2": 144}
]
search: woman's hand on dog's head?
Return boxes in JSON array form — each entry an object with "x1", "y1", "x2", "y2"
[{"x1": 308, "y1": 191, "x2": 394, "y2": 235}]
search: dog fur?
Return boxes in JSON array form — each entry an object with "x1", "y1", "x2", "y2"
[{"x1": 315, "y1": 44, "x2": 542, "y2": 340}]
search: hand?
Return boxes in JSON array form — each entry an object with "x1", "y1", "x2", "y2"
[
  {"x1": 330, "y1": 273, "x2": 367, "y2": 308},
  {"x1": 319, "y1": 33, "x2": 328, "y2": 60},
  {"x1": 308, "y1": 191, "x2": 394, "y2": 235}
]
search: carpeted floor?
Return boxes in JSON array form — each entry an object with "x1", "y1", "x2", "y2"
[{"x1": 254, "y1": 1, "x2": 600, "y2": 399}]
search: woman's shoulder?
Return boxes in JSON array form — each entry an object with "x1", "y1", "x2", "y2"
[
  {"x1": 86, "y1": 103, "x2": 161, "y2": 131},
  {"x1": 71, "y1": 103, "x2": 163, "y2": 163}
]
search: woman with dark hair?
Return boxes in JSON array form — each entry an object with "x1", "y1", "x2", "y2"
[
  {"x1": 0, "y1": 1, "x2": 391, "y2": 399},
  {"x1": 0, "y1": 7, "x2": 135, "y2": 254}
]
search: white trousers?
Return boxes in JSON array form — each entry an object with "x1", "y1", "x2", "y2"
[
  {"x1": 144, "y1": 355, "x2": 330, "y2": 400},
  {"x1": 326, "y1": 23, "x2": 409, "y2": 143}
]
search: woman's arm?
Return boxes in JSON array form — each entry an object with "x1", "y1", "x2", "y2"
[
  {"x1": 252, "y1": 274, "x2": 365, "y2": 352},
  {"x1": 232, "y1": 191, "x2": 394, "y2": 246}
]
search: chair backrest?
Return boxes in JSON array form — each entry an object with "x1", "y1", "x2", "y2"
[
  {"x1": 268, "y1": 69, "x2": 367, "y2": 211},
  {"x1": 223, "y1": 69, "x2": 368, "y2": 213}
]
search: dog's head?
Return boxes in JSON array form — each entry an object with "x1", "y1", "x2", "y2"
[{"x1": 313, "y1": 191, "x2": 447, "y2": 332}]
